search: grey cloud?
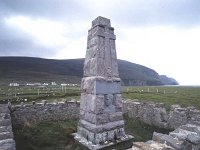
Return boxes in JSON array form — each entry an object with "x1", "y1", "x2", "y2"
[
  {"x1": 110, "y1": 0, "x2": 200, "y2": 27},
  {"x1": 0, "y1": 0, "x2": 91, "y2": 21},
  {"x1": 0, "y1": 20, "x2": 57, "y2": 58},
  {"x1": 0, "y1": 0, "x2": 91, "y2": 58},
  {"x1": 0, "y1": 38, "x2": 57, "y2": 58},
  {"x1": 1, "y1": 0, "x2": 200, "y2": 58}
]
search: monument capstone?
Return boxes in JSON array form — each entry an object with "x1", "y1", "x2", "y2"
[{"x1": 73, "y1": 16, "x2": 133, "y2": 150}]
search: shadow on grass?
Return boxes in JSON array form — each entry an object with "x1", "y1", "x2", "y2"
[{"x1": 13, "y1": 116, "x2": 172, "y2": 150}]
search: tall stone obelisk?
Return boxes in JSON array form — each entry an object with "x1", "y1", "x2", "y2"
[{"x1": 74, "y1": 16, "x2": 133, "y2": 150}]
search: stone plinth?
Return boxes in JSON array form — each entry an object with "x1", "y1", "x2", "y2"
[{"x1": 73, "y1": 16, "x2": 133, "y2": 149}]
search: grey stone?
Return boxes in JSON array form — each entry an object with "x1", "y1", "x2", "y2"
[
  {"x1": 134, "y1": 141, "x2": 175, "y2": 150},
  {"x1": 187, "y1": 133, "x2": 200, "y2": 144},
  {"x1": 0, "y1": 139, "x2": 16, "y2": 150},
  {"x1": 81, "y1": 77, "x2": 121, "y2": 94},
  {"x1": 92, "y1": 16, "x2": 111, "y2": 27},
  {"x1": 0, "y1": 119, "x2": 11, "y2": 126},
  {"x1": 152, "y1": 132, "x2": 192, "y2": 150},
  {"x1": 0, "y1": 105, "x2": 10, "y2": 113},
  {"x1": 78, "y1": 119, "x2": 124, "y2": 133},
  {"x1": 0, "y1": 132, "x2": 12, "y2": 140},
  {"x1": 179, "y1": 124, "x2": 200, "y2": 133}
]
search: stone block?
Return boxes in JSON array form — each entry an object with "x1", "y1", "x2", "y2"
[
  {"x1": 95, "y1": 80, "x2": 121, "y2": 94},
  {"x1": 109, "y1": 112, "x2": 123, "y2": 122},
  {"x1": 187, "y1": 133, "x2": 200, "y2": 145},
  {"x1": 0, "y1": 132, "x2": 12, "y2": 140},
  {"x1": 0, "y1": 105, "x2": 10, "y2": 113},
  {"x1": 0, "y1": 119, "x2": 11, "y2": 126},
  {"x1": 115, "y1": 94, "x2": 123, "y2": 110},
  {"x1": 80, "y1": 94, "x2": 105, "y2": 114},
  {"x1": 81, "y1": 77, "x2": 121, "y2": 94},
  {"x1": 92, "y1": 16, "x2": 111, "y2": 27},
  {"x1": 134, "y1": 141, "x2": 175, "y2": 150},
  {"x1": 179, "y1": 124, "x2": 200, "y2": 133},
  {"x1": 78, "y1": 119, "x2": 124, "y2": 133},
  {"x1": 80, "y1": 111, "x2": 96, "y2": 124},
  {"x1": 153, "y1": 132, "x2": 192, "y2": 150},
  {"x1": 0, "y1": 139, "x2": 16, "y2": 150}
]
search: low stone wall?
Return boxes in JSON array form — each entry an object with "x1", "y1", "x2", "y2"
[
  {"x1": 9, "y1": 100, "x2": 200, "y2": 130},
  {"x1": 0, "y1": 104, "x2": 16, "y2": 150},
  {"x1": 124, "y1": 100, "x2": 200, "y2": 129},
  {"x1": 10, "y1": 101, "x2": 80, "y2": 128},
  {"x1": 123, "y1": 101, "x2": 168, "y2": 128},
  {"x1": 168, "y1": 105, "x2": 200, "y2": 129}
]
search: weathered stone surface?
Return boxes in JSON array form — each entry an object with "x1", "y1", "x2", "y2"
[
  {"x1": 11, "y1": 101, "x2": 80, "y2": 128},
  {"x1": 0, "y1": 132, "x2": 12, "y2": 140},
  {"x1": 81, "y1": 77, "x2": 121, "y2": 94},
  {"x1": 133, "y1": 141, "x2": 175, "y2": 150},
  {"x1": 152, "y1": 132, "x2": 192, "y2": 150},
  {"x1": 151, "y1": 124, "x2": 200, "y2": 150},
  {"x1": 0, "y1": 139, "x2": 16, "y2": 150},
  {"x1": 124, "y1": 101, "x2": 168, "y2": 128},
  {"x1": 84, "y1": 16, "x2": 118, "y2": 78},
  {"x1": 122, "y1": 100, "x2": 200, "y2": 130},
  {"x1": 75, "y1": 16, "x2": 132, "y2": 149},
  {"x1": 168, "y1": 105, "x2": 200, "y2": 129},
  {"x1": 187, "y1": 133, "x2": 200, "y2": 145},
  {"x1": 0, "y1": 105, "x2": 16, "y2": 150}
]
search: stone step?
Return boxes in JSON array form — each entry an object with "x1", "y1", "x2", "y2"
[
  {"x1": 0, "y1": 132, "x2": 12, "y2": 140},
  {"x1": 0, "y1": 139, "x2": 16, "y2": 150}
]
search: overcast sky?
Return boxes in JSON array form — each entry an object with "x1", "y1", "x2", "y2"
[{"x1": 0, "y1": 0, "x2": 200, "y2": 85}]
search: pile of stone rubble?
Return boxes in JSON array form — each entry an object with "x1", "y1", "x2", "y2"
[{"x1": 131, "y1": 124, "x2": 200, "y2": 150}]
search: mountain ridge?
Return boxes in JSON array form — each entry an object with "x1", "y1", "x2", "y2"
[{"x1": 0, "y1": 57, "x2": 178, "y2": 86}]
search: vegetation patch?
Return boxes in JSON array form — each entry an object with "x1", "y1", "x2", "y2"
[
  {"x1": 122, "y1": 86, "x2": 200, "y2": 110},
  {"x1": 13, "y1": 116, "x2": 171, "y2": 150}
]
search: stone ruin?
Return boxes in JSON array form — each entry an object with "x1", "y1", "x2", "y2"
[{"x1": 73, "y1": 16, "x2": 133, "y2": 149}]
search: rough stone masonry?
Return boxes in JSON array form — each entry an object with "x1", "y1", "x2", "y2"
[{"x1": 73, "y1": 16, "x2": 133, "y2": 149}]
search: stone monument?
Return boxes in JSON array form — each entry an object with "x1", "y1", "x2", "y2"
[{"x1": 73, "y1": 16, "x2": 133, "y2": 150}]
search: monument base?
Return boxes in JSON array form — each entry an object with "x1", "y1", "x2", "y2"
[{"x1": 72, "y1": 133, "x2": 134, "y2": 150}]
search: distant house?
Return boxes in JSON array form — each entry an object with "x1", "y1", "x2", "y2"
[
  {"x1": 61, "y1": 83, "x2": 68, "y2": 86},
  {"x1": 51, "y1": 82, "x2": 57, "y2": 86},
  {"x1": 9, "y1": 83, "x2": 19, "y2": 87},
  {"x1": 61, "y1": 83, "x2": 78, "y2": 86},
  {"x1": 42, "y1": 83, "x2": 49, "y2": 86},
  {"x1": 26, "y1": 83, "x2": 42, "y2": 86},
  {"x1": 26, "y1": 83, "x2": 34, "y2": 86}
]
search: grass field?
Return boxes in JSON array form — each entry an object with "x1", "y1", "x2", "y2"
[
  {"x1": 122, "y1": 86, "x2": 200, "y2": 110},
  {"x1": 1, "y1": 85, "x2": 200, "y2": 110},
  {"x1": 13, "y1": 115, "x2": 171, "y2": 150},
  {"x1": 0, "y1": 85, "x2": 80, "y2": 104}
]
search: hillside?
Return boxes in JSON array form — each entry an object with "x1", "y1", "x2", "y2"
[{"x1": 0, "y1": 57, "x2": 178, "y2": 86}]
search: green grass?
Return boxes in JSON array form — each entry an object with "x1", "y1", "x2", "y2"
[
  {"x1": 1, "y1": 85, "x2": 200, "y2": 110},
  {"x1": 0, "y1": 85, "x2": 81, "y2": 104},
  {"x1": 13, "y1": 116, "x2": 171, "y2": 150},
  {"x1": 13, "y1": 120, "x2": 83, "y2": 150},
  {"x1": 122, "y1": 86, "x2": 200, "y2": 110}
]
